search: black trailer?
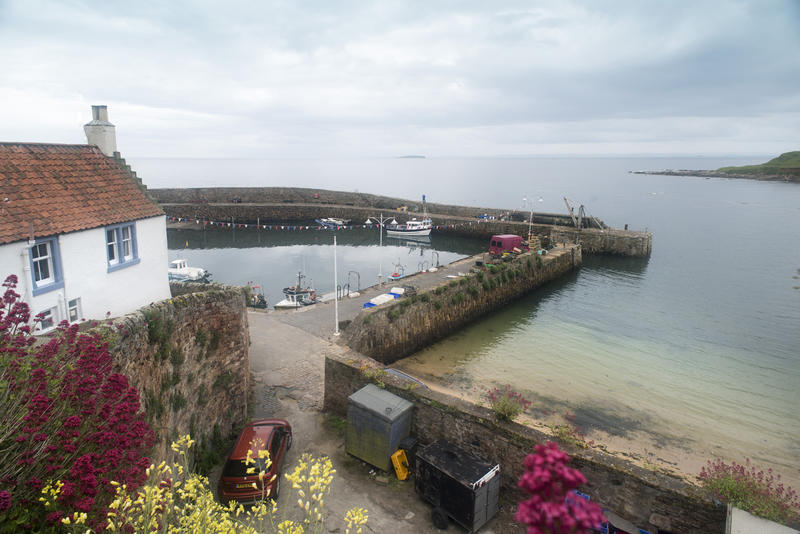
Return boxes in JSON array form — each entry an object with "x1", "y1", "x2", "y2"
[{"x1": 414, "y1": 439, "x2": 500, "y2": 532}]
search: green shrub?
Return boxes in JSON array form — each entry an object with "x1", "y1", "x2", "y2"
[
  {"x1": 420, "y1": 293, "x2": 430, "y2": 303},
  {"x1": 146, "y1": 390, "x2": 164, "y2": 420},
  {"x1": 482, "y1": 281, "x2": 491, "y2": 291},
  {"x1": 195, "y1": 327, "x2": 208, "y2": 347},
  {"x1": 448, "y1": 280, "x2": 459, "y2": 288},
  {"x1": 451, "y1": 293, "x2": 465, "y2": 305},
  {"x1": 170, "y1": 391, "x2": 187, "y2": 412},
  {"x1": 209, "y1": 329, "x2": 221, "y2": 350},
  {"x1": 476, "y1": 271, "x2": 484, "y2": 281},
  {"x1": 526, "y1": 258, "x2": 532, "y2": 270},
  {"x1": 459, "y1": 277, "x2": 467, "y2": 286},
  {"x1": 488, "y1": 385, "x2": 531, "y2": 422},
  {"x1": 536, "y1": 256, "x2": 543, "y2": 268},
  {"x1": 156, "y1": 344, "x2": 169, "y2": 363},
  {"x1": 213, "y1": 370, "x2": 235, "y2": 390},
  {"x1": 434, "y1": 301, "x2": 442, "y2": 310},
  {"x1": 489, "y1": 265, "x2": 498, "y2": 275},
  {"x1": 170, "y1": 348, "x2": 185, "y2": 366},
  {"x1": 468, "y1": 286, "x2": 479, "y2": 298},
  {"x1": 387, "y1": 309, "x2": 401, "y2": 321},
  {"x1": 193, "y1": 424, "x2": 228, "y2": 476},
  {"x1": 362, "y1": 314, "x2": 372, "y2": 325}
]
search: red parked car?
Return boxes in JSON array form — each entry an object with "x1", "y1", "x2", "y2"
[{"x1": 218, "y1": 419, "x2": 292, "y2": 504}]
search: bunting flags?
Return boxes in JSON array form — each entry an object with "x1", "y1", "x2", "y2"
[{"x1": 166, "y1": 216, "x2": 477, "y2": 231}]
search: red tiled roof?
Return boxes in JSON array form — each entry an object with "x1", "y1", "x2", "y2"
[{"x1": 0, "y1": 143, "x2": 163, "y2": 245}]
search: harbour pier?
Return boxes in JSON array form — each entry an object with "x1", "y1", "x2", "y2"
[{"x1": 151, "y1": 187, "x2": 652, "y2": 257}]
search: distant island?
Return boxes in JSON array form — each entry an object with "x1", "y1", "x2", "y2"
[
  {"x1": 397, "y1": 155, "x2": 426, "y2": 159},
  {"x1": 631, "y1": 151, "x2": 800, "y2": 183}
]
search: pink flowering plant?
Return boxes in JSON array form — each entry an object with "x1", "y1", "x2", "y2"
[
  {"x1": 488, "y1": 385, "x2": 532, "y2": 421},
  {"x1": 0, "y1": 275, "x2": 153, "y2": 532},
  {"x1": 700, "y1": 458, "x2": 799, "y2": 524},
  {"x1": 516, "y1": 442, "x2": 605, "y2": 534}
]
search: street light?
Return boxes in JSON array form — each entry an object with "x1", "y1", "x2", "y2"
[
  {"x1": 526, "y1": 196, "x2": 544, "y2": 244},
  {"x1": 366, "y1": 213, "x2": 391, "y2": 286}
]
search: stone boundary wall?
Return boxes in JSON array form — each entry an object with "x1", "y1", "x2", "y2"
[
  {"x1": 340, "y1": 246, "x2": 581, "y2": 364},
  {"x1": 103, "y1": 283, "x2": 250, "y2": 462},
  {"x1": 323, "y1": 352, "x2": 726, "y2": 534}
]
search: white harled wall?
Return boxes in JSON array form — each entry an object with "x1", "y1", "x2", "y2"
[{"x1": 0, "y1": 215, "x2": 170, "y2": 331}]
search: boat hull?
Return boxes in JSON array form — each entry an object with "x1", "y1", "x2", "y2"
[{"x1": 385, "y1": 227, "x2": 432, "y2": 236}]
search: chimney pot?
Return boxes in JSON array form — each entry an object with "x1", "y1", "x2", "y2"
[
  {"x1": 92, "y1": 105, "x2": 109, "y2": 122},
  {"x1": 84, "y1": 105, "x2": 117, "y2": 156}
]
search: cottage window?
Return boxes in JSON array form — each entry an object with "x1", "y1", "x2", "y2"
[
  {"x1": 68, "y1": 298, "x2": 82, "y2": 322},
  {"x1": 37, "y1": 306, "x2": 57, "y2": 331},
  {"x1": 29, "y1": 238, "x2": 64, "y2": 296},
  {"x1": 107, "y1": 229, "x2": 118, "y2": 263},
  {"x1": 105, "y1": 222, "x2": 139, "y2": 272},
  {"x1": 32, "y1": 242, "x2": 53, "y2": 283}
]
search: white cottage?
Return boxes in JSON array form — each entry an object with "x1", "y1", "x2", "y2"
[{"x1": 0, "y1": 106, "x2": 170, "y2": 332}]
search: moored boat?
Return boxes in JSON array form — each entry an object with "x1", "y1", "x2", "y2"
[
  {"x1": 247, "y1": 282, "x2": 268, "y2": 309},
  {"x1": 315, "y1": 217, "x2": 351, "y2": 229},
  {"x1": 168, "y1": 259, "x2": 211, "y2": 282},
  {"x1": 385, "y1": 195, "x2": 432, "y2": 236},
  {"x1": 274, "y1": 272, "x2": 318, "y2": 309}
]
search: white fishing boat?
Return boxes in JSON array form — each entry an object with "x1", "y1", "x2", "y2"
[
  {"x1": 385, "y1": 195, "x2": 432, "y2": 236},
  {"x1": 274, "y1": 272, "x2": 318, "y2": 309},
  {"x1": 168, "y1": 259, "x2": 210, "y2": 282},
  {"x1": 315, "y1": 217, "x2": 351, "y2": 229}
]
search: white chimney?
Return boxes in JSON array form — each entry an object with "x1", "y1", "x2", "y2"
[{"x1": 84, "y1": 105, "x2": 117, "y2": 156}]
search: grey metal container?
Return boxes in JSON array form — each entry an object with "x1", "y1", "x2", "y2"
[{"x1": 346, "y1": 384, "x2": 413, "y2": 471}]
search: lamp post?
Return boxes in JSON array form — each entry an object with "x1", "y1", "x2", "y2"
[
  {"x1": 333, "y1": 235, "x2": 339, "y2": 336},
  {"x1": 525, "y1": 196, "x2": 543, "y2": 244},
  {"x1": 367, "y1": 213, "x2": 391, "y2": 287}
]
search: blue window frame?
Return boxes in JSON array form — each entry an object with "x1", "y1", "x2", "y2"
[
  {"x1": 29, "y1": 237, "x2": 64, "y2": 296},
  {"x1": 106, "y1": 222, "x2": 140, "y2": 272}
]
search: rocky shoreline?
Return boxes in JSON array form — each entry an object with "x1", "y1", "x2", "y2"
[{"x1": 630, "y1": 169, "x2": 799, "y2": 183}]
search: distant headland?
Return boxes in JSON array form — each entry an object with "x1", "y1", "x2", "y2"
[
  {"x1": 397, "y1": 155, "x2": 426, "y2": 159},
  {"x1": 631, "y1": 151, "x2": 800, "y2": 183}
]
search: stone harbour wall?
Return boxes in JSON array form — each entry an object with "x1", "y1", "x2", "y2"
[
  {"x1": 101, "y1": 283, "x2": 250, "y2": 462},
  {"x1": 551, "y1": 227, "x2": 653, "y2": 257},
  {"x1": 154, "y1": 187, "x2": 652, "y2": 257},
  {"x1": 341, "y1": 246, "x2": 582, "y2": 364},
  {"x1": 151, "y1": 186, "x2": 578, "y2": 225},
  {"x1": 323, "y1": 352, "x2": 727, "y2": 534}
]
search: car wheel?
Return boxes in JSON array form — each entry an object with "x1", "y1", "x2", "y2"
[{"x1": 432, "y1": 507, "x2": 448, "y2": 530}]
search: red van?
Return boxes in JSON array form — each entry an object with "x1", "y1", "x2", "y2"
[{"x1": 489, "y1": 234, "x2": 529, "y2": 256}]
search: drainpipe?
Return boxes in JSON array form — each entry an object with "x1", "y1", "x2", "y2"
[
  {"x1": 20, "y1": 246, "x2": 33, "y2": 306},
  {"x1": 58, "y1": 291, "x2": 67, "y2": 323}
]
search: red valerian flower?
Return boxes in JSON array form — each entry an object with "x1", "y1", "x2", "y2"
[
  {"x1": 516, "y1": 442, "x2": 605, "y2": 534},
  {"x1": 0, "y1": 274, "x2": 154, "y2": 530}
]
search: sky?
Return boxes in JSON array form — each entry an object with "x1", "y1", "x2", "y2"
[{"x1": 0, "y1": 0, "x2": 798, "y2": 158}]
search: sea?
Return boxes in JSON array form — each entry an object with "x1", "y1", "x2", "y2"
[{"x1": 132, "y1": 156, "x2": 800, "y2": 483}]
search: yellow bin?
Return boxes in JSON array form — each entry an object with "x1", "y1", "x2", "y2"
[{"x1": 391, "y1": 449, "x2": 410, "y2": 481}]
